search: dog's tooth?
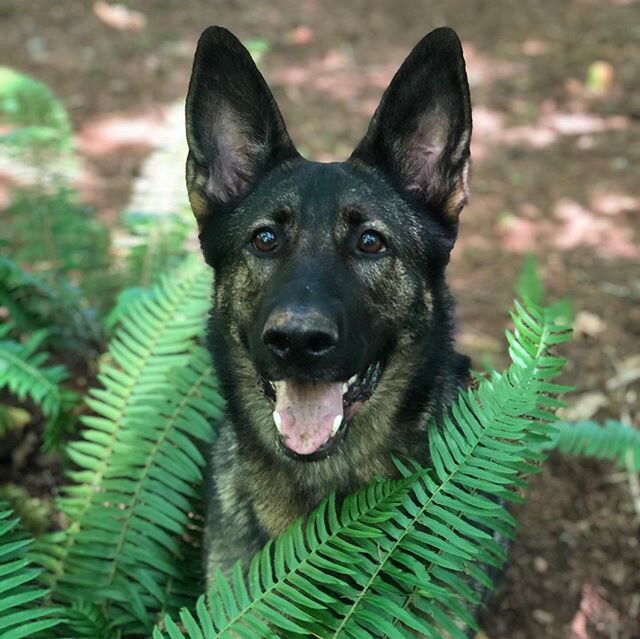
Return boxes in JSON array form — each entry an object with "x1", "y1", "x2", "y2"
[
  {"x1": 272, "y1": 411, "x2": 283, "y2": 433},
  {"x1": 341, "y1": 383, "x2": 348, "y2": 394},
  {"x1": 348, "y1": 374, "x2": 358, "y2": 386},
  {"x1": 331, "y1": 415, "x2": 343, "y2": 436}
]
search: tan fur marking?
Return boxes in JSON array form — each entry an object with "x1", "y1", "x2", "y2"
[
  {"x1": 443, "y1": 163, "x2": 470, "y2": 221},
  {"x1": 188, "y1": 190, "x2": 209, "y2": 228}
]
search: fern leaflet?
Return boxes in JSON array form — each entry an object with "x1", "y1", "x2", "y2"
[
  {"x1": 0, "y1": 503, "x2": 62, "y2": 639},
  {"x1": 0, "y1": 325, "x2": 78, "y2": 440},
  {"x1": 544, "y1": 420, "x2": 640, "y2": 471}
]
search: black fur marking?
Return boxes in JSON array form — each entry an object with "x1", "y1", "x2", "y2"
[{"x1": 186, "y1": 27, "x2": 479, "y2": 600}]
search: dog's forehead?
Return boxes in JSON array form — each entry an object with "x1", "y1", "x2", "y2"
[{"x1": 256, "y1": 160, "x2": 406, "y2": 226}]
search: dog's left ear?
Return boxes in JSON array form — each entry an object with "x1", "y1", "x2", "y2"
[
  {"x1": 185, "y1": 27, "x2": 299, "y2": 228},
  {"x1": 350, "y1": 27, "x2": 471, "y2": 226}
]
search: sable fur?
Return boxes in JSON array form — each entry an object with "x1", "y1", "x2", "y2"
[{"x1": 185, "y1": 26, "x2": 473, "y2": 584}]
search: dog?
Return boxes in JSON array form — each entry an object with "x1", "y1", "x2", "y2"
[{"x1": 185, "y1": 25, "x2": 473, "y2": 590}]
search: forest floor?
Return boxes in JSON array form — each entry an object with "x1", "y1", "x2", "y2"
[{"x1": 1, "y1": 1, "x2": 639, "y2": 637}]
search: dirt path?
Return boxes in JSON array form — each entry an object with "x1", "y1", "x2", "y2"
[{"x1": 1, "y1": 1, "x2": 639, "y2": 637}]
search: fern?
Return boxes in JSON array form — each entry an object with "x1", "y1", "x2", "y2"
[
  {"x1": 151, "y1": 299, "x2": 571, "y2": 638},
  {"x1": 0, "y1": 255, "x2": 101, "y2": 357},
  {"x1": 33, "y1": 255, "x2": 221, "y2": 634},
  {"x1": 0, "y1": 325, "x2": 79, "y2": 444},
  {"x1": 58, "y1": 601, "x2": 112, "y2": 639},
  {"x1": 0, "y1": 503, "x2": 62, "y2": 639},
  {"x1": 543, "y1": 420, "x2": 640, "y2": 471}
]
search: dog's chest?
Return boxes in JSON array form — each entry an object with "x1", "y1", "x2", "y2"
[{"x1": 245, "y1": 453, "x2": 398, "y2": 538}]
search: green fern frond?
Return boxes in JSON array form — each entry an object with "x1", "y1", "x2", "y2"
[
  {"x1": 58, "y1": 601, "x2": 112, "y2": 639},
  {"x1": 544, "y1": 420, "x2": 640, "y2": 471},
  {"x1": 34, "y1": 255, "x2": 220, "y2": 633},
  {"x1": 152, "y1": 300, "x2": 571, "y2": 639},
  {"x1": 0, "y1": 503, "x2": 62, "y2": 639},
  {"x1": 0, "y1": 326, "x2": 79, "y2": 441}
]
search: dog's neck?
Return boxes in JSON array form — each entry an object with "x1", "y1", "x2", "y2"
[{"x1": 223, "y1": 346, "x2": 469, "y2": 539}]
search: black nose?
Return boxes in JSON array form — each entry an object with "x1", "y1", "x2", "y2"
[{"x1": 262, "y1": 308, "x2": 339, "y2": 362}]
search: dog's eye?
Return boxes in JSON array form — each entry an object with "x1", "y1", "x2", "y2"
[
  {"x1": 357, "y1": 230, "x2": 386, "y2": 254},
  {"x1": 252, "y1": 228, "x2": 278, "y2": 252}
]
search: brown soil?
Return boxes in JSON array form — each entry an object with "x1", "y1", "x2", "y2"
[{"x1": 1, "y1": 1, "x2": 639, "y2": 637}]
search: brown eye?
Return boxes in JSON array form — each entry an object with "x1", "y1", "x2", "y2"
[
  {"x1": 357, "y1": 230, "x2": 386, "y2": 254},
  {"x1": 252, "y1": 228, "x2": 278, "y2": 252}
]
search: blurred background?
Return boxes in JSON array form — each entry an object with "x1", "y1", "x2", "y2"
[{"x1": 0, "y1": 1, "x2": 638, "y2": 637}]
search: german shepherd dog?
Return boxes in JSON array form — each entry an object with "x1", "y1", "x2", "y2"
[{"x1": 185, "y1": 26, "x2": 473, "y2": 588}]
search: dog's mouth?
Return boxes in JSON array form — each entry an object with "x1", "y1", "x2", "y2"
[{"x1": 259, "y1": 360, "x2": 383, "y2": 461}]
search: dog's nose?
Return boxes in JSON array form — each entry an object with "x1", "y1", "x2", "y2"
[{"x1": 262, "y1": 308, "x2": 338, "y2": 362}]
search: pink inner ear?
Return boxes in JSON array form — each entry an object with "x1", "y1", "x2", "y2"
[
  {"x1": 402, "y1": 115, "x2": 448, "y2": 197},
  {"x1": 401, "y1": 110, "x2": 471, "y2": 213},
  {"x1": 205, "y1": 102, "x2": 267, "y2": 205}
]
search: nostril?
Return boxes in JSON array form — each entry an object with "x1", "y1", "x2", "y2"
[
  {"x1": 306, "y1": 331, "x2": 336, "y2": 356},
  {"x1": 264, "y1": 330, "x2": 290, "y2": 356}
]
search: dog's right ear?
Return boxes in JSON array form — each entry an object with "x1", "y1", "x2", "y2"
[{"x1": 185, "y1": 27, "x2": 298, "y2": 229}]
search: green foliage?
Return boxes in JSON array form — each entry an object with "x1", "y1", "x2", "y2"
[
  {"x1": 515, "y1": 255, "x2": 545, "y2": 306},
  {"x1": 0, "y1": 503, "x2": 62, "y2": 639},
  {"x1": 515, "y1": 255, "x2": 573, "y2": 324},
  {"x1": 245, "y1": 38, "x2": 270, "y2": 64},
  {"x1": 60, "y1": 602, "x2": 112, "y2": 639},
  {"x1": 152, "y1": 300, "x2": 572, "y2": 639},
  {"x1": 0, "y1": 67, "x2": 196, "y2": 452},
  {"x1": 0, "y1": 485, "x2": 52, "y2": 539},
  {"x1": 33, "y1": 255, "x2": 222, "y2": 635},
  {"x1": 543, "y1": 419, "x2": 640, "y2": 471},
  {"x1": 0, "y1": 325, "x2": 79, "y2": 444},
  {"x1": 121, "y1": 210, "x2": 192, "y2": 290},
  {"x1": 2, "y1": 188, "x2": 116, "y2": 313},
  {"x1": 0, "y1": 255, "x2": 101, "y2": 356},
  {"x1": 0, "y1": 66, "x2": 72, "y2": 157}
]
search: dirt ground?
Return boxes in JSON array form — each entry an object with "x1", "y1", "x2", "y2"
[{"x1": 1, "y1": 1, "x2": 639, "y2": 637}]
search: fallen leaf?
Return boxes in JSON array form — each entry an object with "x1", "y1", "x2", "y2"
[
  {"x1": 558, "y1": 392, "x2": 609, "y2": 421},
  {"x1": 286, "y1": 25, "x2": 314, "y2": 45},
  {"x1": 573, "y1": 310, "x2": 606, "y2": 338},
  {"x1": 607, "y1": 354, "x2": 640, "y2": 390},
  {"x1": 533, "y1": 609, "x2": 554, "y2": 625},
  {"x1": 94, "y1": 1, "x2": 146, "y2": 32}
]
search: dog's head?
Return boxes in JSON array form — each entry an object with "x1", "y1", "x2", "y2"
[{"x1": 186, "y1": 27, "x2": 471, "y2": 463}]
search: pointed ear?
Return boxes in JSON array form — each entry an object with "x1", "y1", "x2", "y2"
[
  {"x1": 185, "y1": 27, "x2": 299, "y2": 228},
  {"x1": 349, "y1": 27, "x2": 472, "y2": 226}
]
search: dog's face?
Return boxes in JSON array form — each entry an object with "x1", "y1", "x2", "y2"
[{"x1": 186, "y1": 27, "x2": 471, "y2": 464}]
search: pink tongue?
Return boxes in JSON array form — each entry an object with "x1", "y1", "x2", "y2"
[{"x1": 274, "y1": 380, "x2": 343, "y2": 455}]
